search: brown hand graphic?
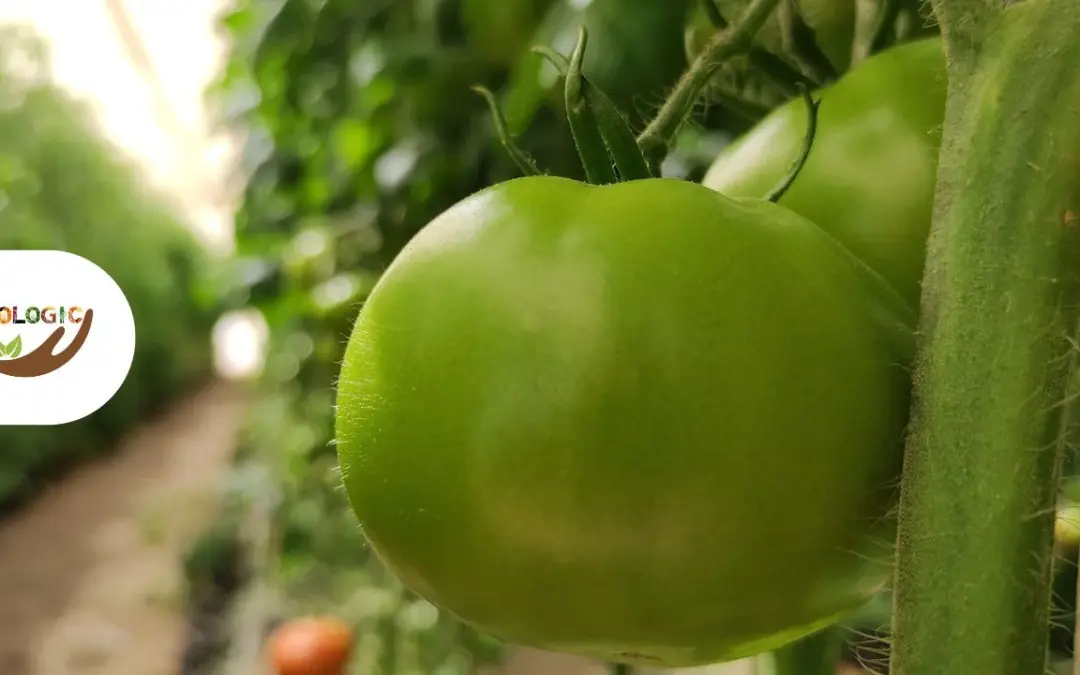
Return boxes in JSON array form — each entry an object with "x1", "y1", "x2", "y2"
[{"x1": 0, "y1": 309, "x2": 94, "y2": 378}]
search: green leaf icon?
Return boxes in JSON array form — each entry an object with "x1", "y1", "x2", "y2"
[{"x1": 0, "y1": 335, "x2": 21, "y2": 358}]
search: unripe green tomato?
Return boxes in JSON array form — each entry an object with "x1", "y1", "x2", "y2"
[
  {"x1": 703, "y1": 37, "x2": 946, "y2": 308},
  {"x1": 336, "y1": 176, "x2": 915, "y2": 667}
]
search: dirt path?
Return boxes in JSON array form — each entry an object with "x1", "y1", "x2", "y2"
[{"x1": 0, "y1": 381, "x2": 247, "y2": 675}]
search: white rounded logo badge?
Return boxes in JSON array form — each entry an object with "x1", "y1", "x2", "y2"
[{"x1": 0, "y1": 250, "x2": 136, "y2": 425}]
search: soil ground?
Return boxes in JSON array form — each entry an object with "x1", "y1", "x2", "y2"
[{"x1": 0, "y1": 382, "x2": 247, "y2": 675}]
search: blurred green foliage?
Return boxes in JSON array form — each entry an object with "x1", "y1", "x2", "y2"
[{"x1": 0, "y1": 25, "x2": 224, "y2": 509}]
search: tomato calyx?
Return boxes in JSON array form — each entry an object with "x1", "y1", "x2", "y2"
[
  {"x1": 469, "y1": 0, "x2": 799, "y2": 183},
  {"x1": 563, "y1": 26, "x2": 625, "y2": 184},
  {"x1": 539, "y1": 32, "x2": 655, "y2": 182},
  {"x1": 474, "y1": 15, "x2": 822, "y2": 198},
  {"x1": 474, "y1": 27, "x2": 654, "y2": 184}
]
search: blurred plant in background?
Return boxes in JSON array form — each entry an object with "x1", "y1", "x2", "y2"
[{"x1": 0, "y1": 24, "x2": 224, "y2": 511}]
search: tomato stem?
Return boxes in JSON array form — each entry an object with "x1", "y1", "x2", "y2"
[
  {"x1": 564, "y1": 27, "x2": 618, "y2": 185},
  {"x1": 891, "y1": 1, "x2": 1080, "y2": 674},
  {"x1": 763, "y1": 84, "x2": 818, "y2": 203},
  {"x1": 470, "y1": 86, "x2": 541, "y2": 177},
  {"x1": 532, "y1": 46, "x2": 652, "y2": 181},
  {"x1": 636, "y1": 0, "x2": 782, "y2": 168},
  {"x1": 702, "y1": 0, "x2": 814, "y2": 100}
]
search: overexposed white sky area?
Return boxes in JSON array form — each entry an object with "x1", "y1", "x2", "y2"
[
  {"x1": 0, "y1": 0, "x2": 240, "y2": 251},
  {"x1": 0, "y1": 0, "x2": 263, "y2": 375}
]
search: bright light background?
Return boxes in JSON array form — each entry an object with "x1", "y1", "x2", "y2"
[
  {"x1": 0, "y1": 0, "x2": 265, "y2": 377},
  {"x1": 0, "y1": 0, "x2": 237, "y2": 249}
]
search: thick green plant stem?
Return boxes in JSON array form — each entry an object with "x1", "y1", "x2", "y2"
[
  {"x1": 636, "y1": 0, "x2": 781, "y2": 167},
  {"x1": 891, "y1": 2, "x2": 1080, "y2": 675}
]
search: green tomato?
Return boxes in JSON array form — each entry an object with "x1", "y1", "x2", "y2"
[
  {"x1": 703, "y1": 37, "x2": 946, "y2": 308},
  {"x1": 336, "y1": 176, "x2": 915, "y2": 667}
]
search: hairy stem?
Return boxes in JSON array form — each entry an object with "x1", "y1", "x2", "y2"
[
  {"x1": 891, "y1": 1, "x2": 1080, "y2": 674},
  {"x1": 701, "y1": 0, "x2": 814, "y2": 98},
  {"x1": 636, "y1": 0, "x2": 781, "y2": 166},
  {"x1": 932, "y1": 0, "x2": 998, "y2": 55}
]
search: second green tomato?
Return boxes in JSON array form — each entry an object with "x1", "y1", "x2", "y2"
[{"x1": 704, "y1": 37, "x2": 947, "y2": 308}]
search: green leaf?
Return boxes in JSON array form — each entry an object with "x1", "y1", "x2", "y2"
[{"x1": 7, "y1": 334, "x2": 21, "y2": 359}]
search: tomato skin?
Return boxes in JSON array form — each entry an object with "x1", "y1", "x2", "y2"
[
  {"x1": 703, "y1": 37, "x2": 946, "y2": 308},
  {"x1": 267, "y1": 617, "x2": 353, "y2": 675},
  {"x1": 336, "y1": 177, "x2": 915, "y2": 667}
]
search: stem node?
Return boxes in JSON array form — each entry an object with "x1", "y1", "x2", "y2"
[{"x1": 635, "y1": 0, "x2": 783, "y2": 168}]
